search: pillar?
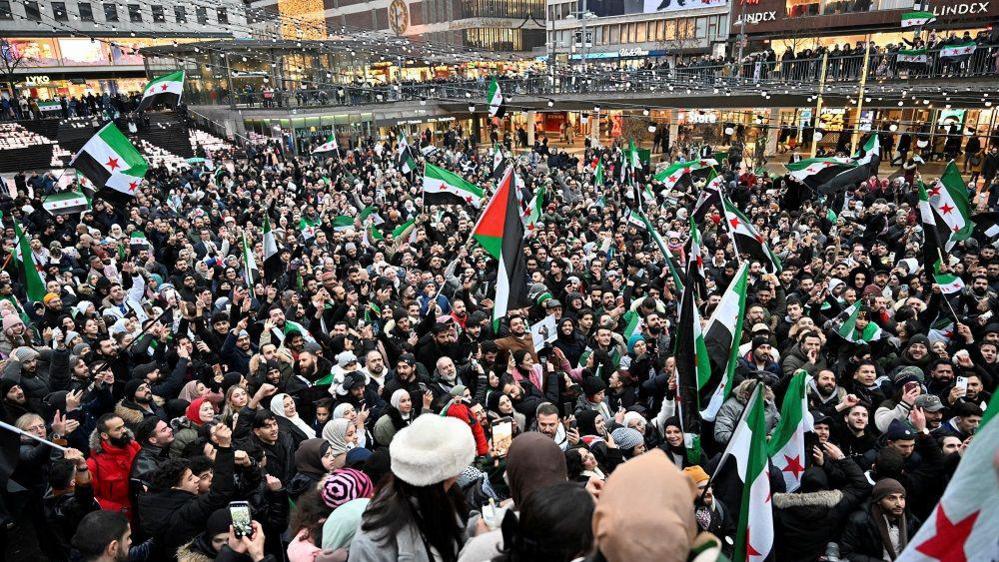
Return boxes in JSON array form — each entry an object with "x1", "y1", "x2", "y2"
[
  {"x1": 766, "y1": 107, "x2": 779, "y2": 157},
  {"x1": 669, "y1": 109, "x2": 680, "y2": 152},
  {"x1": 527, "y1": 111, "x2": 536, "y2": 146}
]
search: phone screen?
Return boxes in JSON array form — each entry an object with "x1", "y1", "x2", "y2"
[
  {"x1": 492, "y1": 421, "x2": 513, "y2": 457},
  {"x1": 229, "y1": 501, "x2": 252, "y2": 538}
]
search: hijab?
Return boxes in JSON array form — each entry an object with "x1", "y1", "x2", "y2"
[
  {"x1": 321, "y1": 498, "x2": 370, "y2": 551},
  {"x1": 389, "y1": 389, "x2": 411, "y2": 420},
  {"x1": 294, "y1": 438, "x2": 330, "y2": 478},
  {"x1": 185, "y1": 397, "x2": 211, "y2": 425},
  {"x1": 576, "y1": 409, "x2": 602, "y2": 437},
  {"x1": 322, "y1": 418, "x2": 354, "y2": 456},
  {"x1": 270, "y1": 392, "x2": 317, "y2": 439},
  {"x1": 332, "y1": 402, "x2": 354, "y2": 419},
  {"x1": 505, "y1": 432, "x2": 567, "y2": 506},
  {"x1": 593, "y1": 450, "x2": 697, "y2": 562},
  {"x1": 179, "y1": 380, "x2": 203, "y2": 402}
]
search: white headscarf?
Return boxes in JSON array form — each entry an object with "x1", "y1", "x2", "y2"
[
  {"x1": 269, "y1": 393, "x2": 316, "y2": 439},
  {"x1": 322, "y1": 418, "x2": 354, "y2": 456},
  {"x1": 390, "y1": 389, "x2": 411, "y2": 421}
]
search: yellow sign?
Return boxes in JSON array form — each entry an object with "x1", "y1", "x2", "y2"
[{"x1": 819, "y1": 108, "x2": 845, "y2": 132}]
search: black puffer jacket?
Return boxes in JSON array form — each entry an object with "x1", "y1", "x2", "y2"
[
  {"x1": 773, "y1": 459, "x2": 872, "y2": 562},
  {"x1": 138, "y1": 446, "x2": 236, "y2": 562}
]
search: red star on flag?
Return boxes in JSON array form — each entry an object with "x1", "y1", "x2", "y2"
[
  {"x1": 729, "y1": 217, "x2": 741, "y2": 228},
  {"x1": 696, "y1": 254, "x2": 704, "y2": 269},
  {"x1": 940, "y1": 203, "x2": 955, "y2": 215},
  {"x1": 781, "y1": 455, "x2": 805, "y2": 479},
  {"x1": 128, "y1": 180, "x2": 139, "y2": 192},
  {"x1": 105, "y1": 157, "x2": 120, "y2": 171},
  {"x1": 916, "y1": 505, "x2": 979, "y2": 562},
  {"x1": 929, "y1": 185, "x2": 941, "y2": 197},
  {"x1": 755, "y1": 234, "x2": 765, "y2": 244},
  {"x1": 746, "y1": 528, "x2": 762, "y2": 558},
  {"x1": 952, "y1": 225, "x2": 962, "y2": 233},
  {"x1": 464, "y1": 196, "x2": 473, "y2": 204},
  {"x1": 161, "y1": 84, "x2": 169, "y2": 91}
]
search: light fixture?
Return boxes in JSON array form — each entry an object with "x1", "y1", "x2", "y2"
[
  {"x1": 724, "y1": 126, "x2": 734, "y2": 135},
  {"x1": 594, "y1": 105, "x2": 600, "y2": 112},
  {"x1": 468, "y1": 104, "x2": 475, "y2": 113},
  {"x1": 642, "y1": 108, "x2": 650, "y2": 116},
  {"x1": 814, "y1": 131, "x2": 824, "y2": 141},
  {"x1": 420, "y1": 98, "x2": 426, "y2": 106},
  {"x1": 547, "y1": 99, "x2": 554, "y2": 108},
  {"x1": 581, "y1": 113, "x2": 589, "y2": 124},
  {"x1": 648, "y1": 123, "x2": 657, "y2": 133},
  {"x1": 889, "y1": 123, "x2": 898, "y2": 132}
]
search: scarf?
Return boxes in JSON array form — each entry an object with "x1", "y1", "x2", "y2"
[
  {"x1": 871, "y1": 504, "x2": 908, "y2": 561},
  {"x1": 270, "y1": 393, "x2": 316, "y2": 439},
  {"x1": 322, "y1": 418, "x2": 354, "y2": 456}
]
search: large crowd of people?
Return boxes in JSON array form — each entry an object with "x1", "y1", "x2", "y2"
[{"x1": 0, "y1": 115, "x2": 996, "y2": 562}]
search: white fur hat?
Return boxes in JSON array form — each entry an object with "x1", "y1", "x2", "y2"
[{"x1": 389, "y1": 414, "x2": 475, "y2": 487}]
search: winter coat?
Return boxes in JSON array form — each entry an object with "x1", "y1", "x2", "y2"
[
  {"x1": 86, "y1": 430, "x2": 141, "y2": 515},
  {"x1": 115, "y1": 398, "x2": 165, "y2": 430},
  {"x1": 781, "y1": 343, "x2": 829, "y2": 379},
  {"x1": 350, "y1": 518, "x2": 441, "y2": 562},
  {"x1": 772, "y1": 459, "x2": 871, "y2": 562},
  {"x1": 713, "y1": 381, "x2": 780, "y2": 444},
  {"x1": 170, "y1": 417, "x2": 202, "y2": 458},
  {"x1": 840, "y1": 504, "x2": 920, "y2": 562},
  {"x1": 373, "y1": 406, "x2": 410, "y2": 447},
  {"x1": 138, "y1": 446, "x2": 236, "y2": 562},
  {"x1": 42, "y1": 481, "x2": 100, "y2": 560}
]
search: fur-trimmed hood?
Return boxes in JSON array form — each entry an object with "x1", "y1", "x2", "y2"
[
  {"x1": 87, "y1": 426, "x2": 135, "y2": 454},
  {"x1": 772, "y1": 489, "x2": 843, "y2": 510},
  {"x1": 115, "y1": 399, "x2": 146, "y2": 425},
  {"x1": 175, "y1": 540, "x2": 214, "y2": 562}
]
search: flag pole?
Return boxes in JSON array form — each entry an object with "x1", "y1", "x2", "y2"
[
  {"x1": 699, "y1": 382, "x2": 764, "y2": 501},
  {"x1": 0, "y1": 419, "x2": 68, "y2": 452},
  {"x1": 936, "y1": 249, "x2": 962, "y2": 324}
]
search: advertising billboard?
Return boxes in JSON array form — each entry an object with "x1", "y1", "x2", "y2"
[{"x1": 584, "y1": 0, "x2": 727, "y2": 18}]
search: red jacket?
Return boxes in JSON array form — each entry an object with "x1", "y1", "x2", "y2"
[
  {"x1": 87, "y1": 438, "x2": 141, "y2": 515},
  {"x1": 445, "y1": 401, "x2": 489, "y2": 456}
]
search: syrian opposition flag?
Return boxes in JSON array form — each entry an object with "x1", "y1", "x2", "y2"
[
  {"x1": 934, "y1": 272, "x2": 965, "y2": 295},
  {"x1": 654, "y1": 159, "x2": 717, "y2": 189},
  {"x1": 768, "y1": 371, "x2": 814, "y2": 492},
  {"x1": 311, "y1": 133, "x2": 339, "y2": 155},
  {"x1": 627, "y1": 139, "x2": 642, "y2": 172},
  {"x1": 331, "y1": 216, "x2": 355, "y2": 232},
  {"x1": 594, "y1": 159, "x2": 605, "y2": 187},
  {"x1": 901, "y1": 10, "x2": 935, "y2": 27},
  {"x1": 638, "y1": 211, "x2": 685, "y2": 292},
  {"x1": 137, "y1": 70, "x2": 185, "y2": 112},
  {"x1": 487, "y1": 77, "x2": 505, "y2": 118},
  {"x1": 300, "y1": 217, "x2": 321, "y2": 239},
  {"x1": 422, "y1": 163, "x2": 484, "y2": 208},
  {"x1": 928, "y1": 162, "x2": 975, "y2": 248},
  {"x1": 70, "y1": 122, "x2": 148, "y2": 198},
  {"x1": 686, "y1": 217, "x2": 706, "y2": 298},
  {"x1": 785, "y1": 157, "x2": 857, "y2": 190},
  {"x1": 898, "y1": 48, "x2": 929, "y2": 64},
  {"x1": 523, "y1": 185, "x2": 545, "y2": 232},
  {"x1": 940, "y1": 42, "x2": 976, "y2": 60},
  {"x1": 262, "y1": 214, "x2": 281, "y2": 282},
  {"x1": 675, "y1": 264, "x2": 709, "y2": 464},
  {"x1": 818, "y1": 135, "x2": 881, "y2": 195},
  {"x1": 692, "y1": 172, "x2": 724, "y2": 224},
  {"x1": 42, "y1": 190, "x2": 90, "y2": 215},
  {"x1": 722, "y1": 196, "x2": 781, "y2": 273},
  {"x1": 492, "y1": 143, "x2": 504, "y2": 180},
  {"x1": 896, "y1": 398, "x2": 999, "y2": 562},
  {"x1": 241, "y1": 231, "x2": 258, "y2": 287},
  {"x1": 716, "y1": 382, "x2": 774, "y2": 562},
  {"x1": 473, "y1": 167, "x2": 529, "y2": 327},
  {"x1": 837, "y1": 300, "x2": 884, "y2": 343},
  {"x1": 398, "y1": 133, "x2": 416, "y2": 174},
  {"x1": 625, "y1": 209, "x2": 646, "y2": 229},
  {"x1": 701, "y1": 263, "x2": 748, "y2": 421},
  {"x1": 14, "y1": 220, "x2": 46, "y2": 303}
]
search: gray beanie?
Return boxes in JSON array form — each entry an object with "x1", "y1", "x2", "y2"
[
  {"x1": 611, "y1": 427, "x2": 644, "y2": 451},
  {"x1": 13, "y1": 347, "x2": 39, "y2": 363}
]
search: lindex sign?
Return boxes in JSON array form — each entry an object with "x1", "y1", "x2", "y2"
[{"x1": 731, "y1": 0, "x2": 997, "y2": 34}]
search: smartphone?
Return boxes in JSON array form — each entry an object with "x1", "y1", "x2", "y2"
[
  {"x1": 904, "y1": 381, "x2": 919, "y2": 394},
  {"x1": 229, "y1": 501, "x2": 252, "y2": 538},
  {"x1": 955, "y1": 376, "x2": 969, "y2": 392},
  {"x1": 491, "y1": 421, "x2": 513, "y2": 457}
]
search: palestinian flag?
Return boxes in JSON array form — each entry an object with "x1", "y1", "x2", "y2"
[
  {"x1": 331, "y1": 216, "x2": 355, "y2": 232},
  {"x1": 785, "y1": 157, "x2": 856, "y2": 189},
  {"x1": 311, "y1": 133, "x2": 339, "y2": 155},
  {"x1": 940, "y1": 42, "x2": 976, "y2": 60},
  {"x1": 300, "y1": 216, "x2": 321, "y2": 239},
  {"x1": 594, "y1": 159, "x2": 605, "y2": 187},
  {"x1": 70, "y1": 122, "x2": 148, "y2": 197},
  {"x1": 768, "y1": 371, "x2": 814, "y2": 492},
  {"x1": 398, "y1": 133, "x2": 416, "y2": 174},
  {"x1": 675, "y1": 264, "x2": 709, "y2": 464},
  {"x1": 241, "y1": 231, "x2": 257, "y2": 287},
  {"x1": 818, "y1": 135, "x2": 881, "y2": 195},
  {"x1": 422, "y1": 163, "x2": 484, "y2": 208},
  {"x1": 928, "y1": 162, "x2": 975, "y2": 248},
  {"x1": 42, "y1": 190, "x2": 90, "y2": 215},
  {"x1": 136, "y1": 70, "x2": 184, "y2": 112},
  {"x1": 691, "y1": 172, "x2": 724, "y2": 224},
  {"x1": 896, "y1": 398, "x2": 999, "y2": 562},
  {"x1": 901, "y1": 10, "x2": 935, "y2": 27},
  {"x1": 638, "y1": 211, "x2": 685, "y2": 292},
  {"x1": 898, "y1": 48, "x2": 928, "y2": 64},
  {"x1": 933, "y1": 272, "x2": 965, "y2": 294},
  {"x1": 837, "y1": 301, "x2": 884, "y2": 343},
  {"x1": 262, "y1": 214, "x2": 281, "y2": 282},
  {"x1": 701, "y1": 263, "x2": 749, "y2": 421},
  {"x1": 487, "y1": 77, "x2": 505, "y2": 118},
  {"x1": 722, "y1": 196, "x2": 782, "y2": 272},
  {"x1": 919, "y1": 182, "x2": 947, "y2": 273},
  {"x1": 654, "y1": 159, "x2": 717, "y2": 189},
  {"x1": 13, "y1": 220, "x2": 46, "y2": 303},
  {"x1": 718, "y1": 382, "x2": 774, "y2": 562},
  {"x1": 473, "y1": 167, "x2": 529, "y2": 326}
]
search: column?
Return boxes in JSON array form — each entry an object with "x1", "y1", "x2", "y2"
[
  {"x1": 527, "y1": 111, "x2": 536, "y2": 146},
  {"x1": 766, "y1": 107, "x2": 779, "y2": 156}
]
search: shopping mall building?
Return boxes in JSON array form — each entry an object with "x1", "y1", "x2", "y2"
[{"x1": 1, "y1": 0, "x2": 249, "y2": 103}]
